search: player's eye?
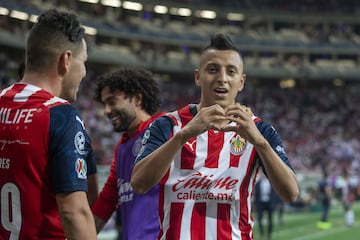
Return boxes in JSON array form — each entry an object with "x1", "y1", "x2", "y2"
[{"x1": 207, "y1": 65, "x2": 218, "y2": 73}]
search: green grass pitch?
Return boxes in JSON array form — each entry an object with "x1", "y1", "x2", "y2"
[{"x1": 253, "y1": 202, "x2": 360, "y2": 240}]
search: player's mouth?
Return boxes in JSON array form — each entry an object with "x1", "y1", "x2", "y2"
[
  {"x1": 214, "y1": 88, "x2": 228, "y2": 97},
  {"x1": 110, "y1": 115, "x2": 121, "y2": 125}
]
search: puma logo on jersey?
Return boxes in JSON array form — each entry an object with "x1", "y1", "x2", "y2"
[
  {"x1": 76, "y1": 115, "x2": 85, "y2": 129},
  {"x1": 185, "y1": 139, "x2": 196, "y2": 151}
]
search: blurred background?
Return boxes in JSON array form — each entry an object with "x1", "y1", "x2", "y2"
[{"x1": 1, "y1": 0, "x2": 360, "y2": 239}]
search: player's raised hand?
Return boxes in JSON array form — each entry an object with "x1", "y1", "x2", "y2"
[
  {"x1": 222, "y1": 104, "x2": 266, "y2": 146},
  {"x1": 180, "y1": 104, "x2": 227, "y2": 138}
]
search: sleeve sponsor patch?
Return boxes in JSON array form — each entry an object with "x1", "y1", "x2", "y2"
[{"x1": 75, "y1": 158, "x2": 87, "y2": 179}]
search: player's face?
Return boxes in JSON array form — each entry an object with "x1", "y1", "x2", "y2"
[
  {"x1": 194, "y1": 49, "x2": 245, "y2": 109},
  {"x1": 61, "y1": 39, "x2": 88, "y2": 102},
  {"x1": 101, "y1": 87, "x2": 137, "y2": 132}
]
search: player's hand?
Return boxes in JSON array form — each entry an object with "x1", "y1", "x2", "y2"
[
  {"x1": 222, "y1": 104, "x2": 266, "y2": 146},
  {"x1": 180, "y1": 104, "x2": 227, "y2": 138}
]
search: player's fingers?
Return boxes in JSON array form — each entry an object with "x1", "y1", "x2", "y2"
[{"x1": 242, "y1": 106, "x2": 253, "y2": 116}]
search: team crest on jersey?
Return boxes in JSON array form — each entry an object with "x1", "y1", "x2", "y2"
[
  {"x1": 75, "y1": 158, "x2": 87, "y2": 179},
  {"x1": 230, "y1": 135, "x2": 247, "y2": 155},
  {"x1": 74, "y1": 131, "x2": 86, "y2": 155},
  {"x1": 132, "y1": 137, "x2": 142, "y2": 156}
]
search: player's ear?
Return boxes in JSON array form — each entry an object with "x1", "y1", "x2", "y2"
[
  {"x1": 194, "y1": 69, "x2": 201, "y2": 87},
  {"x1": 238, "y1": 73, "x2": 246, "y2": 92},
  {"x1": 58, "y1": 50, "x2": 72, "y2": 76},
  {"x1": 134, "y1": 93, "x2": 142, "y2": 107}
]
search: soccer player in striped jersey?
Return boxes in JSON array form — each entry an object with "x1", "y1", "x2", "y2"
[
  {"x1": 0, "y1": 9, "x2": 97, "y2": 240},
  {"x1": 91, "y1": 68, "x2": 164, "y2": 240},
  {"x1": 131, "y1": 34, "x2": 299, "y2": 240}
]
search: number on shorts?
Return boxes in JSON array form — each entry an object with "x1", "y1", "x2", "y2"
[{"x1": 1, "y1": 183, "x2": 22, "y2": 240}]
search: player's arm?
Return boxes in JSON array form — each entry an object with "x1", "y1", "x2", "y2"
[
  {"x1": 253, "y1": 135, "x2": 298, "y2": 203},
  {"x1": 131, "y1": 117, "x2": 183, "y2": 194},
  {"x1": 56, "y1": 191, "x2": 97, "y2": 240},
  {"x1": 132, "y1": 105, "x2": 226, "y2": 194},
  {"x1": 87, "y1": 173, "x2": 99, "y2": 206},
  {"x1": 92, "y1": 156, "x2": 119, "y2": 232},
  {"x1": 49, "y1": 105, "x2": 97, "y2": 239},
  {"x1": 224, "y1": 105, "x2": 299, "y2": 203},
  {"x1": 93, "y1": 215, "x2": 107, "y2": 232}
]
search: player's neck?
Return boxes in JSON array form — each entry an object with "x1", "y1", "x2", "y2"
[
  {"x1": 21, "y1": 72, "x2": 61, "y2": 97},
  {"x1": 127, "y1": 112, "x2": 151, "y2": 137}
]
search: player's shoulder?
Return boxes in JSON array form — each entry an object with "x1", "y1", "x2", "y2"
[
  {"x1": 49, "y1": 102, "x2": 78, "y2": 114},
  {"x1": 49, "y1": 104, "x2": 84, "y2": 130},
  {"x1": 154, "y1": 114, "x2": 176, "y2": 127},
  {"x1": 254, "y1": 116, "x2": 281, "y2": 138},
  {"x1": 254, "y1": 116, "x2": 272, "y2": 130},
  {"x1": 161, "y1": 104, "x2": 195, "y2": 127},
  {"x1": 43, "y1": 96, "x2": 70, "y2": 109}
]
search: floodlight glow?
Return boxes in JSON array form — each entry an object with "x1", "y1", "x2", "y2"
[
  {"x1": 122, "y1": 1, "x2": 143, "y2": 11},
  {"x1": 0, "y1": 7, "x2": 9, "y2": 16},
  {"x1": 169, "y1": 7, "x2": 191, "y2": 16},
  {"x1": 196, "y1": 10, "x2": 216, "y2": 19},
  {"x1": 84, "y1": 25, "x2": 97, "y2": 35},
  {"x1": 10, "y1": 10, "x2": 28, "y2": 20},
  {"x1": 178, "y1": 8, "x2": 192, "y2": 16},
  {"x1": 29, "y1": 14, "x2": 38, "y2": 23},
  {"x1": 227, "y1": 13, "x2": 245, "y2": 21},
  {"x1": 279, "y1": 79, "x2": 296, "y2": 88},
  {"x1": 154, "y1": 5, "x2": 168, "y2": 14},
  {"x1": 79, "y1": 0, "x2": 99, "y2": 3},
  {"x1": 101, "y1": 0, "x2": 121, "y2": 7}
]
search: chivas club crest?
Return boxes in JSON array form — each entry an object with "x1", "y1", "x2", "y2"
[{"x1": 230, "y1": 135, "x2": 247, "y2": 155}]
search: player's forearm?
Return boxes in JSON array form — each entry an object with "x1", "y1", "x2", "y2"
[
  {"x1": 255, "y1": 140, "x2": 299, "y2": 203},
  {"x1": 131, "y1": 130, "x2": 188, "y2": 194},
  {"x1": 57, "y1": 192, "x2": 97, "y2": 240},
  {"x1": 93, "y1": 215, "x2": 107, "y2": 233},
  {"x1": 62, "y1": 212, "x2": 97, "y2": 240}
]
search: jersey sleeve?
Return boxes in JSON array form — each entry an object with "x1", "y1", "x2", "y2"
[
  {"x1": 256, "y1": 119, "x2": 295, "y2": 171},
  {"x1": 92, "y1": 156, "x2": 119, "y2": 221},
  {"x1": 135, "y1": 115, "x2": 174, "y2": 163},
  {"x1": 49, "y1": 104, "x2": 92, "y2": 193}
]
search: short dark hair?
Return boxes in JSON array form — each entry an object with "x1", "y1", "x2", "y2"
[
  {"x1": 202, "y1": 33, "x2": 242, "y2": 57},
  {"x1": 26, "y1": 9, "x2": 85, "y2": 72},
  {"x1": 95, "y1": 67, "x2": 161, "y2": 115}
]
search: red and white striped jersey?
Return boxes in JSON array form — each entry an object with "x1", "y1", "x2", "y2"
[
  {"x1": 0, "y1": 83, "x2": 94, "y2": 239},
  {"x1": 136, "y1": 104, "x2": 295, "y2": 240}
]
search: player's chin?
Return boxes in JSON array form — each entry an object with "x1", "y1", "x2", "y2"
[
  {"x1": 214, "y1": 100, "x2": 230, "y2": 109},
  {"x1": 113, "y1": 121, "x2": 125, "y2": 132},
  {"x1": 66, "y1": 93, "x2": 77, "y2": 103}
]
